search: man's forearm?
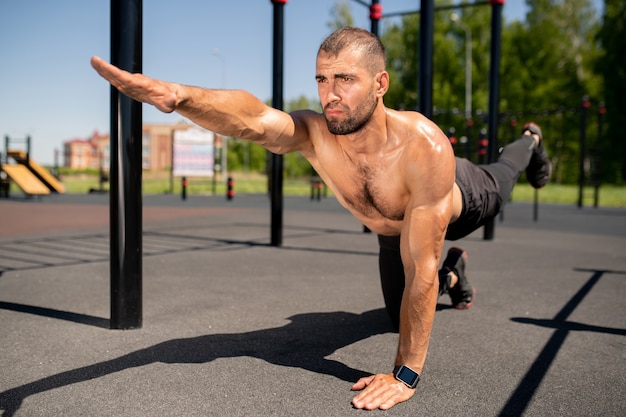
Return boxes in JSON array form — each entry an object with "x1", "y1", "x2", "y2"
[
  {"x1": 175, "y1": 86, "x2": 272, "y2": 141},
  {"x1": 395, "y1": 279, "x2": 438, "y2": 372}
]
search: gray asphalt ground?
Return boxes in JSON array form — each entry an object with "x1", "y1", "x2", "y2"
[{"x1": 0, "y1": 192, "x2": 625, "y2": 417}]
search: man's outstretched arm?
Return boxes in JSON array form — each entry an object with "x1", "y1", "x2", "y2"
[{"x1": 90, "y1": 56, "x2": 312, "y2": 154}]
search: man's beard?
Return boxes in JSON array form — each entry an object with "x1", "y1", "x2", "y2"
[{"x1": 324, "y1": 93, "x2": 378, "y2": 135}]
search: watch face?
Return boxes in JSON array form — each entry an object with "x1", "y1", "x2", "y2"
[{"x1": 397, "y1": 366, "x2": 419, "y2": 386}]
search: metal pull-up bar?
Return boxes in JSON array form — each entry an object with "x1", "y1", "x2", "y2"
[
  {"x1": 270, "y1": 0, "x2": 287, "y2": 247},
  {"x1": 109, "y1": 0, "x2": 143, "y2": 329},
  {"x1": 105, "y1": 0, "x2": 504, "y2": 329}
]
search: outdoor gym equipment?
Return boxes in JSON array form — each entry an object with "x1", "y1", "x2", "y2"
[{"x1": 105, "y1": 0, "x2": 504, "y2": 329}]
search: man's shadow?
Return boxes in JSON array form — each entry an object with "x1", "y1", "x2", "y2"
[{"x1": 0, "y1": 308, "x2": 393, "y2": 417}]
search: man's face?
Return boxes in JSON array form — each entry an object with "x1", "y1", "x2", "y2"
[{"x1": 316, "y1": 49, "x2": 379, "y2": 135}]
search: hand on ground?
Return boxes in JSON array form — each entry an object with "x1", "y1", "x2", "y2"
[{"x1": 351, "y1": 373, "x2": 415, "y2": 410}]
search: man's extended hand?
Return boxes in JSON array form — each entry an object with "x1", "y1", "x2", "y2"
[
  {"x1": 351, "y1": 373, "x2": 415, "y2": 410},
  {"x1": 90, "y1": 56, "x2": 181, "y2": 113}
]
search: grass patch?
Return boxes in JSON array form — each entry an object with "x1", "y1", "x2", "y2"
[
  {"x1": 511, "y1": 183, "x2": 625, "y2": 207},
  {"x1": 54, "y1": 172, "x2": 331, "y2": 198},
  {"x1": 12, "y1": 171, "x2": 625, "y2": 208}
]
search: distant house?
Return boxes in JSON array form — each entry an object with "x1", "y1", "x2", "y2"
[
  {"x1": 63, "y1": 131, "x2": 109, "y2": 170},
  {"x1": 62, "y1": 122, "x2": 220, "y2": 172}
]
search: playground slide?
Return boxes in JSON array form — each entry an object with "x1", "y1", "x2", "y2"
[
  {"x1": 1, "y1": 164, "x2": 51, "y2": 195},
  {"x1": 7, "y1": 150, "x2": 65, "y2": 193}
]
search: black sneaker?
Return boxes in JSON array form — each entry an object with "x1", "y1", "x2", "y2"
[
  {"x1": 440, "y1": 247, "x2": 474, "y2": 310},
  {"x1": 522, "y1": 122, "x2": 552, "y2": 189}
]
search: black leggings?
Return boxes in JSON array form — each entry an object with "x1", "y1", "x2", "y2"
[
  {"x1": 481, "y1": 134, "x2": 536, "y2": 206},
  {"x1": 377, "y1": 134, "x2": 536, "y2": 329}
]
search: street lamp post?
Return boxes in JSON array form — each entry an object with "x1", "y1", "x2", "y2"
[
  {"x1": 212, "y1": 48, "x2": 227, "y2": 88},
  {"x1": 451, "y1": 13, "x2": 472, "y2": 121},
  {"x1": 212, "y1": 49, "x2": 228, "y2": 186}
]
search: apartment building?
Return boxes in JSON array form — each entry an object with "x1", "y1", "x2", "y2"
[{"x1": 63, "y1": 122, "x2": 215, "y2": 172}]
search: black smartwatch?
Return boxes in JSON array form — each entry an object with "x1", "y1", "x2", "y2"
[{"x1": 393, "y1": 365, "x2": 420, "y2": 389}]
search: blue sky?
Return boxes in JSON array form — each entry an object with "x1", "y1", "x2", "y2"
[{"x1": 0, "y1": 0, "x2": 600, "y2": 165}]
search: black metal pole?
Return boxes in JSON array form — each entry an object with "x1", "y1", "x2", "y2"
[
  {"x1": 26, "y1": 135, "x2": 31, "y2": 165},
  {"x1": 270, "y1": 0, "x2": 286, "y2": 247},
  {"x1": 181, "y1": 176, "x2": 187, "y2": 200},
  {"x1": 110, "y1": 0, "x2": 143, "y2": 329},
  {"x1": 418, "y1": 0, "x2": 434, "y2": 118},
  {"x1": 370, "y1": 0, "x2": 381, "y2": 37},
  {"x1": 594, "y1": 103, "x2": 605, "y2": 208},
  {"x1": 578, "y1": 96, "x2": 589, "y2": 208},
  {"x1": 465, "y1": 119, "x2": 472, "y2": 160},
  {"x1": 483, "y1": 0, "x2": 503, "y2": 240},
  {"x1": 99, "y1": 150, "x2": 105, "y2": 191},
  {"x1": 360, "y1": 0, "x2": 382, "y2": 235},
  {"x1": 533, "y1": 189, "x2": 539, "y2": 221}
]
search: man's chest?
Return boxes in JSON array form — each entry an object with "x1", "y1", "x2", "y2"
[{"x1": 326, "y1": 162, "x2": 408, "y2": 222}]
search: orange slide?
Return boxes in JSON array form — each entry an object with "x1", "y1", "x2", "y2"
[
  {"x1": 1, "y1": 164, "x2": 50, "y2": 195},
  {"x1": 6, "y1": 150, "x2": 65, "y2": 193}
]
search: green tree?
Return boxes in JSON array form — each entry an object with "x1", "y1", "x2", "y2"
[
  {"x1": 595, "y1": 0, "x2": 626, "y2": 184},
  {"x1": 499, "y1": 0, "x2": 602, "y2": 184},
  {"x1": 227, "y1": 95, "x2": 320, "y2": 178},
  {"x1": 383, "y1": 14, "x2": 419, "y2": 110},
  {"x1": 382, "y1": 0, "x2": 604, "y2": 183},
  {"x1": 327, "y1": 0, "x2": 354, "y2": 32},
  {"x1": 382, "y1": 2, "x2": 491, "y2": 162}
]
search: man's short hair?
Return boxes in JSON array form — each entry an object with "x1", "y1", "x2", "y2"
[{"x1": 318, "y1": 27, "x2": 386, "y2": 75}]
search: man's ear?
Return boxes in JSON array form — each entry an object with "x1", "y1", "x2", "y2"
[{"x1": 376, "y1": 71, "x2": 389, "y2": 97}]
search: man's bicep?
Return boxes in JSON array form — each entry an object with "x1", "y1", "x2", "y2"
[
  {"x1": 400, "y1": 180, "x2": 455, "y2": 285},
  {"x1": 401, "y1": 203, "x2": 450, "y2": 268},
  {"x1": 257, "y1": 109, "x2": 316, "y2": 154}
]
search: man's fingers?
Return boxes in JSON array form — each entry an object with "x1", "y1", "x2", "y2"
[
  {"x1": 89, "y1": 56, "x2": 177, "y2": 114},
  {"x1": 90, "y1": 55, "x2": 104, "y2": 69},
  {"x1": 90, "y1": 56, "x2": 130, "y2": 92},
  {"x1": 351, "y1": 374, "x2": 414, "y2": 410},
  {"x1": 351, "y1": 375, "x2": 375, "y2": 391},
  {"x1": 91, "y1": 56, "x2": 119, "y2": 79}
]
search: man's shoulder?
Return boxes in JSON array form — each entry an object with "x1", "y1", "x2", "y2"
[
  {"x1": 384, "y1": 107, "x2": 426, "y2": 119},
  {"x1": 386, "y1": 109, "x2": 455, "y2": 176},
  {"x1": 384, "y1": 107, "x2": 441, "y2": 132},
  {"x1": 385, "y1": 108, "x2": 448, "y2": 146}
]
